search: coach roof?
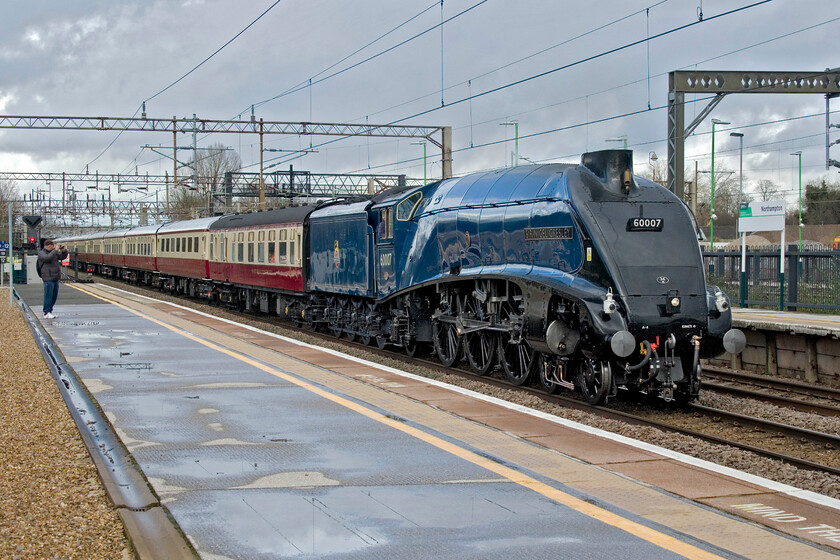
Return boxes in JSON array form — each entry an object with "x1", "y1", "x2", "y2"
[{"x1": 209, "y1": 205, "x2": 316, "y2": 230}]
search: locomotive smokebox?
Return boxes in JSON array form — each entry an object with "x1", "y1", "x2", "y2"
[{"x1": 581, "y1": 149, "x2": 636, "y2": 195}]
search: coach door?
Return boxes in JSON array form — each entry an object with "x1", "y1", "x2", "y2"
[{"x1": 375, "y1": 206, "x2": 396, "y2": 297}]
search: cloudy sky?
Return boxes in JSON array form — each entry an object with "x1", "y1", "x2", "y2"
[{"x1": 1, "y1": 0, "x2": 839, "y2": 205}]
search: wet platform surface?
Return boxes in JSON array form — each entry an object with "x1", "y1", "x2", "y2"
[{"x1": 15, "y1": 282, "x2": 840, "y2": 559}]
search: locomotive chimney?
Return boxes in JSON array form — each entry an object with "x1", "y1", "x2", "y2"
[{"x1": 581, "y1": 149, "x2": 636, "y2": 195}]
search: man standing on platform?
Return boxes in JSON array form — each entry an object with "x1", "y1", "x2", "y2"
[{"x1": 36, "y1": 239, "x2": 68, "y2": 319}]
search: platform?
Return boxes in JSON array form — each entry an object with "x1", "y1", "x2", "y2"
[
  {"x1": 16, "y1": 282, "x2": 840, "y2": 559},
  {"x1": 733, "y1": 308, "x2": 840, "y2": 337},
  {"x1": 728, "y1": 308, "x2": 840, "y2": 385}
]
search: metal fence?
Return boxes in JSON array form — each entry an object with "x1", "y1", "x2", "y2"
[{"x1": 703, "y1": 246, "x2": 840, "y2": 312}]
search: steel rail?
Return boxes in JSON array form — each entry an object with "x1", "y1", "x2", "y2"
[
  {"x1": 703, "y1": 366, "x2": 840, "y2": 402},
  {"x1": 702, "y1": 380, "x2": 840, "y2": 417}
]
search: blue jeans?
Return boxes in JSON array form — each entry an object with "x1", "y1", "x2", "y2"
[{"x1": 43, "y1": 281, "x2": 59, "y2": 314}]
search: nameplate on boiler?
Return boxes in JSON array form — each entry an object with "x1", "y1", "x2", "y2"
[{"x1": 524, "y1": 227, "x2": 573, "y2": 241}]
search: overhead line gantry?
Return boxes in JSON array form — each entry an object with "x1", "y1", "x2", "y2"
[{"x1": 0, "y1": 114, "x2": 453, "y2": 210}]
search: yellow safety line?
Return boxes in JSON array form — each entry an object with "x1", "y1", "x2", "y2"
[{"x1": 70, "y1": 284, "x2": 727, "y2": 560}]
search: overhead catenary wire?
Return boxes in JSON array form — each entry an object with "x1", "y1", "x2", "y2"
[
  {"x1": 91, "y1": 0, "x2": 285, "y2": 171},
  {"x1": 243, "y1": 1, "x2": 441, "y2": 115},
  {"x1": 350, "y1": 0, "x2": 672, "y2": 123},
  {"x1": 151, "y1": 0, "x2": 480, "y2": 173},
  {"x1": 341, "y1": 106, "x2": 840, "y2": 177},
  {"x1": 248, "y1": 0, "x2": 773, "y2": 172},
  {"x1": 246, "y1": 0, "x2": 488, "y2": 113},
  {"x1": 390, "y1": 0, "x2": 772, "y2": 125}
]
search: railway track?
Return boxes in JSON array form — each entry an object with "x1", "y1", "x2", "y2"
[
  {"x1": 92, "y1": 278, "x2": 840, "y2": 480},
  {"x1": 702, "y1": 366, "x2": 840, "y2": 417}
]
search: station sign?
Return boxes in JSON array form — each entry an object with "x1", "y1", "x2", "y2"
[{"x1": 739, "y1": 200, "x2": 786, "y2": 233}]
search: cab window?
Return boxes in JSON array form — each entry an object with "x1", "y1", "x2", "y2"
[
  {"x1": 396, "y1": 191, "x2": 422, "y2": 221},
  {"x1": 377, "y1": 207, "x2": 394, "y2": 240}
]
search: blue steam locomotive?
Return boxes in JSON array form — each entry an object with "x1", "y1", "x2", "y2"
[
  {"x1": 64, "y1": 149, "x2": 744, "y2": 405},
  {"x1": 304, "y1": 149, "x2": 744, "y2": 404}
]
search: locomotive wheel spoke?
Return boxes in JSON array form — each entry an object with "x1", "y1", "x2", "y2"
[
  {"x1": 536, "y1": 354, "x2": 561, "y2": 394},
  {"x1": 465, "y1": 331, "x2": 497, "y2": 375},
  {"x1": 582, "y1": 360, "x2": 612, "y2": 405},
  {"x1": 499, "y1": 338, "x2": 535, "y2": 386},
  {"x1": 433, "y1": 320, "x2": 461, "y2": 367}
]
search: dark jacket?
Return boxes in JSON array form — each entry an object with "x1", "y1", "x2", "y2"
[{"x1": 36, "y1": 247, "x2": 68, "y2": 282}]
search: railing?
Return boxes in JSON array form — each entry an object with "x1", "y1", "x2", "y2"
[{"x1": 703, "y1": 246, "x2": 840, "y2": 311}]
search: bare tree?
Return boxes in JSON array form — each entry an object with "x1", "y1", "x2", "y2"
[
  {"x1": 754, "y1": 179, "x2": 780, "y2": 202},
  {"x1": 170, "y1": 143, "x2": 242, "y2": 219},
  {"x1": 0, "y1": 178, "x2": 21, "y2": 223},
  {"x1": 694, "y1": 164, "x2": 738, "y2": 227}
]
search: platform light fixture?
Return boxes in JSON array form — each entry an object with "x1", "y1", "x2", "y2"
[
  {"x1": 606, "y1": 135, "x2": 628, "y2": 149},
  {"x1": 648, "y1": 152, "x2": 658, "y2": 182}
]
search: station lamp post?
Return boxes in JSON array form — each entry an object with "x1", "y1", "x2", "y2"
[
  {"x1": 412, "y1": 141, "x2": 427, "y2": 183},
  {"x1": 500, "y1": 121, "x2": 519, "y2": 166},
  {"x1": 709, "y1": 118, "x2": 730, "y2": 253},
  {"x1": 606, "y1": 135, "x2": 628, "y2": 149},
  {"x1": 729, "y1": 132, "x2": 744, "y2": 236},
  {"x1": 648, "y1": 152, "x2": 658, "y2": 182},
  {"x1": 790, "y1": 151, "x2": 803, "y2": 253},
  {"x1": 730, "y1": 131, "x2": 745, "y2": 307}
]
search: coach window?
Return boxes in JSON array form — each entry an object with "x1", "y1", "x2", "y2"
[
  {"x1": 290, "y1": 235, "x2": 296, "y2": 265},
  {"x1": 268, "y1": 240, "x2": 276, "y2": 263},
  {"x1": 194, "y1": 236, "x2": 199, "y2": 253},
  {"x1": 278, "y1": 230, "x2": 287, "y2": 263}
]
